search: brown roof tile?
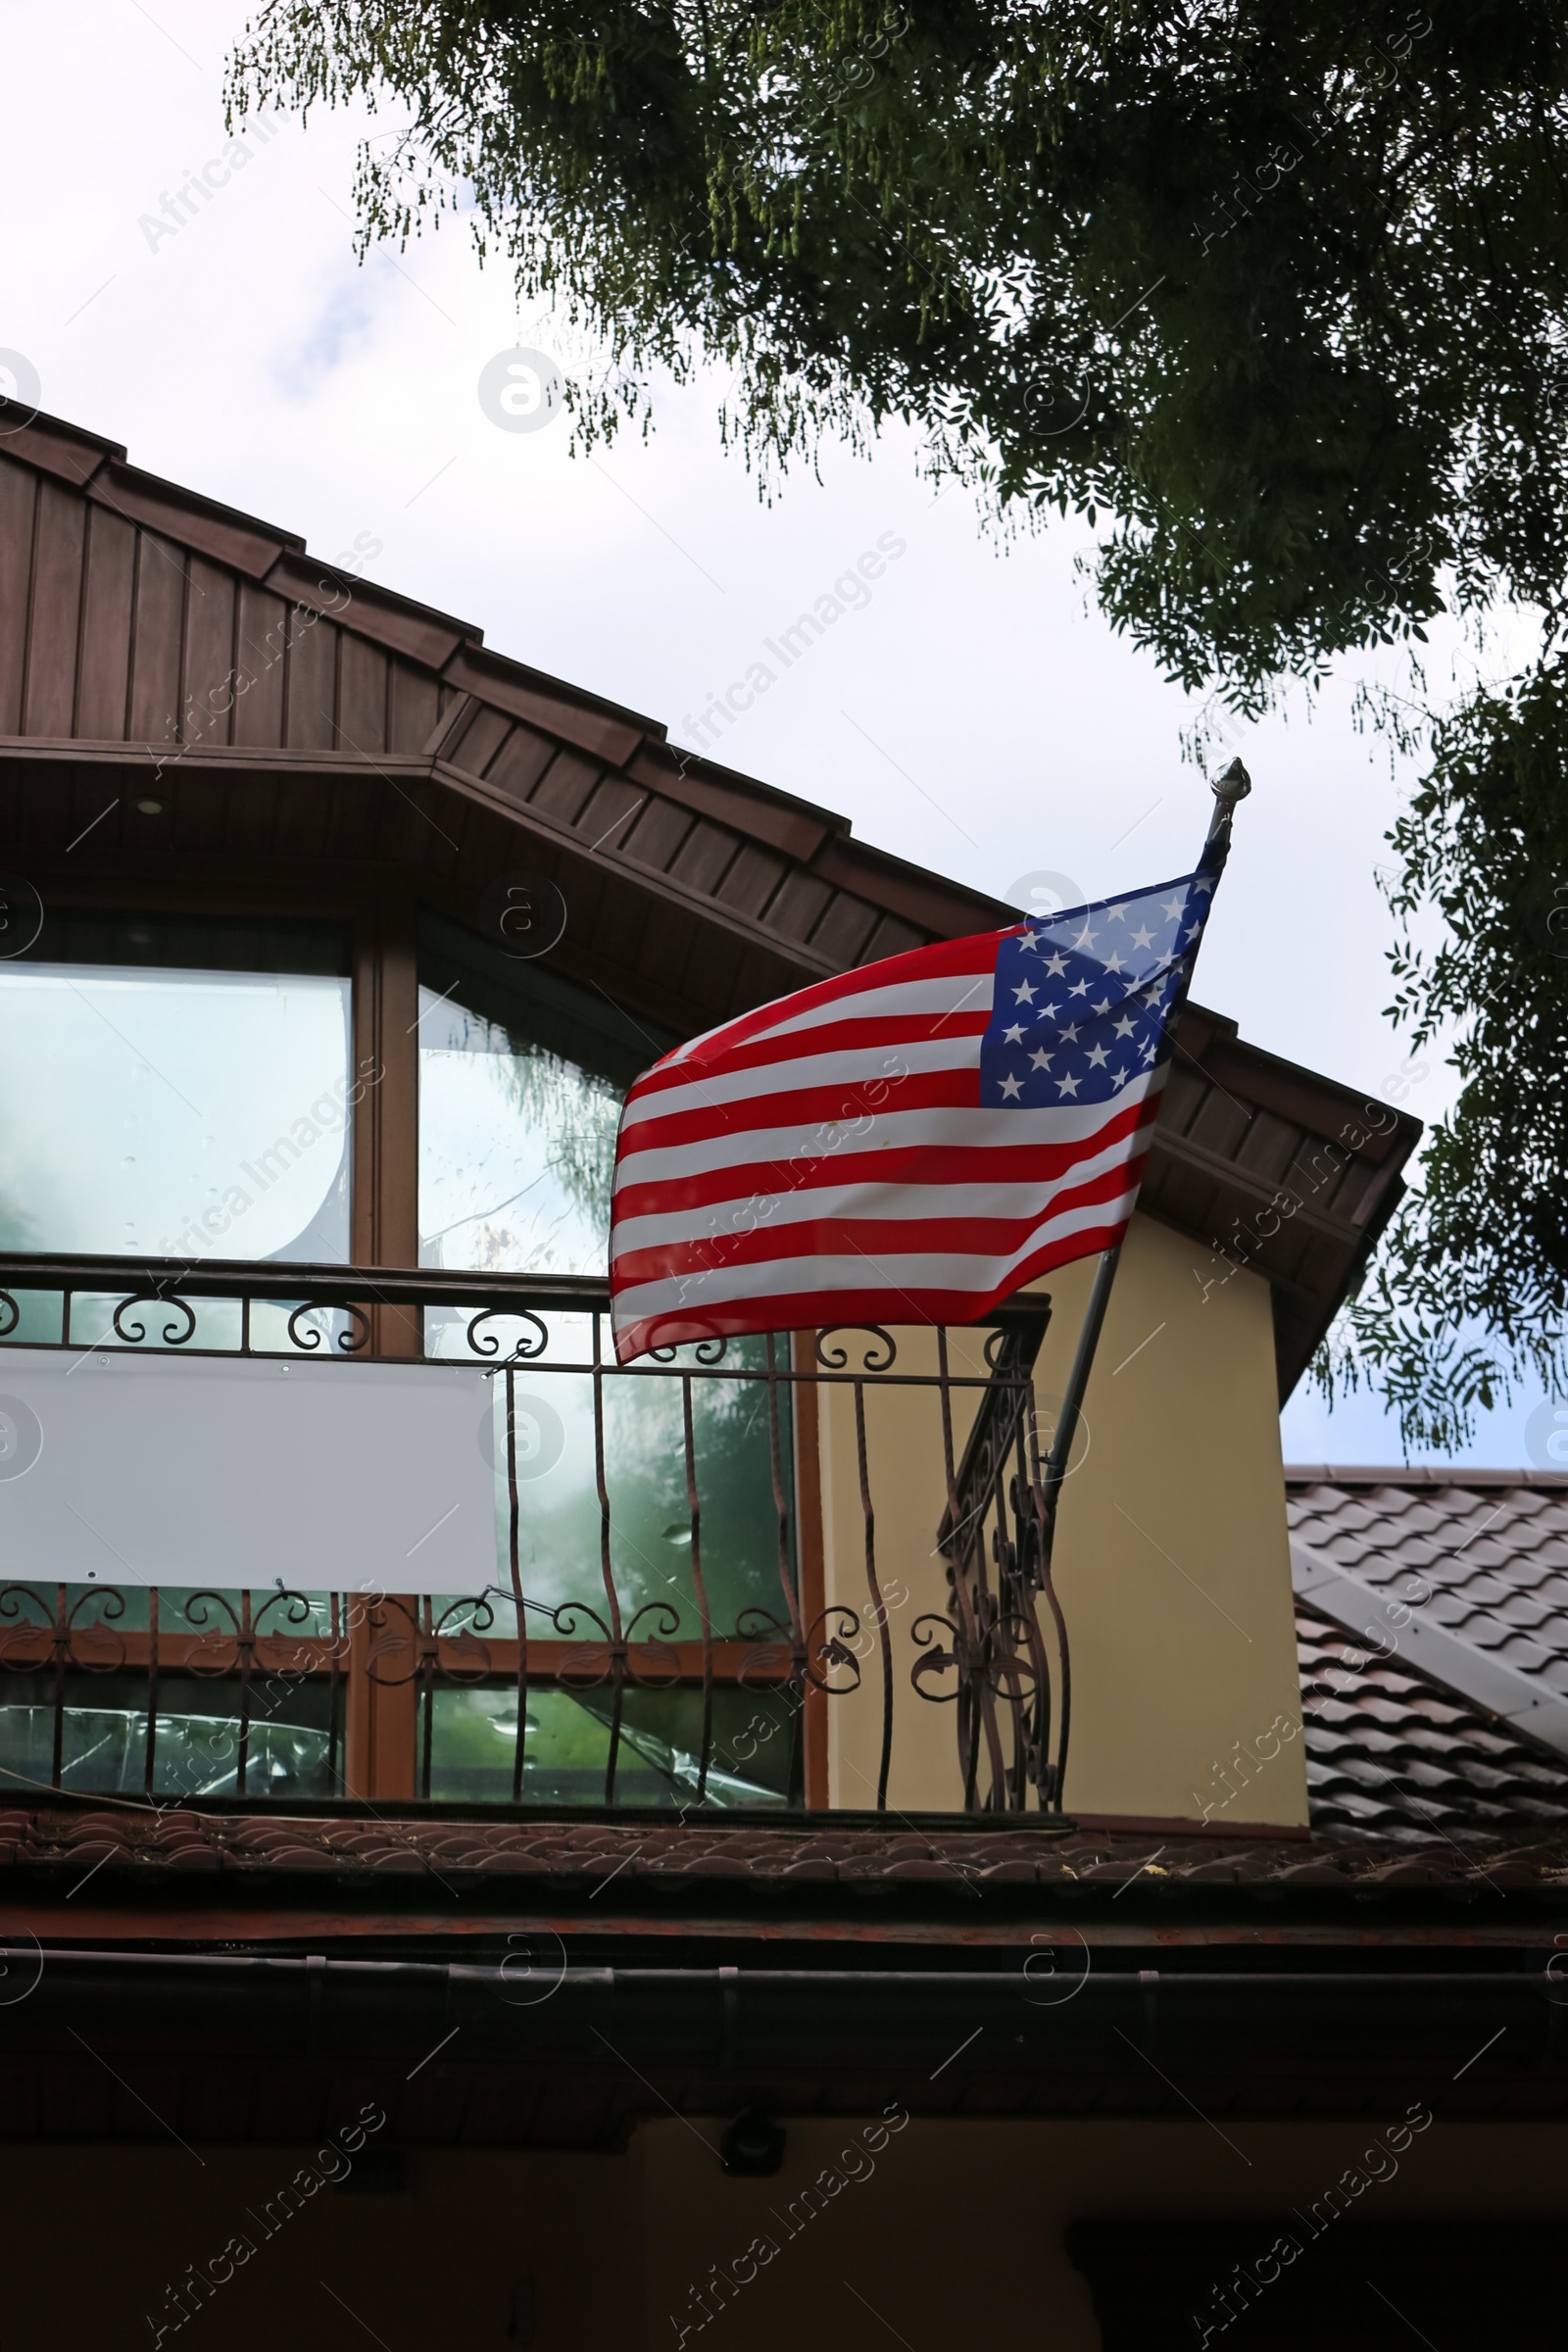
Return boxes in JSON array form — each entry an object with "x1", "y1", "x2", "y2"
[
  {"x1": 1288, "y1": 1471, "x2": 1568, "y2": 1841},
  {"x1": 1289, "y1": 1472, "x2": 1568, "y2": 1703},
  {"x1": 1296, "y1": 1598, "x2": 1568, "y2": 1842},
  {"x1": 3, "y1": 1801, "x2": 1565, "y2": 1907}
]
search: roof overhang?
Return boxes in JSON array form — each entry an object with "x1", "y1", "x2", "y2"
[{"x1": 0, "y1": 410, "x2": 1421, "y2": 1395}]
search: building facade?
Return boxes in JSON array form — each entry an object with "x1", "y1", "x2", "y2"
[{"x1": 0, "y1": 410, "x2": 1561, "y2": 2348}]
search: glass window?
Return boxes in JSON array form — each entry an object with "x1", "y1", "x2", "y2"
[
  {"x1": 0, "y1": 914, "x2": 353, "y2": 1262},
  {"x1": 0, "y1": 1674, "x2": 336, "y2": 1800},
  {"x1": 478, "y1": 1335, "x2": 796, "y2": 1642},
  {"x1": 425, "y1": 1683, "x2": 800, "y2": 1807},
  {"x1": 416, "y1": 921, "x2": 801, "y2": 1775},
  {"x1": 416, "y1": 914, "x2": 667, "y2": 1274}
]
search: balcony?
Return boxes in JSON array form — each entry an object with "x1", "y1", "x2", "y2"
[{"x1": 0, "y1": 1253, "x2": 1066, "y2": 1818}]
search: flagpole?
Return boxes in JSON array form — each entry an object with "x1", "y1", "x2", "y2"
[{"x1": 1031, "y1": 760, "x2": 1250, "y2": 1791}]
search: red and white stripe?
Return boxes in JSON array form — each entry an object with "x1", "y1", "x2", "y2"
[{"x1": 609, "y1": 931, "x2": 1165, "y2": 1362}]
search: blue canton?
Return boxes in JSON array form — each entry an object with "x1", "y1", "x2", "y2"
[{"x1": 979, "y1": 871, "x2": 1217, "y2": 1108}]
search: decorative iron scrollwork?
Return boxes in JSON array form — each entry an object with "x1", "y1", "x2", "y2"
[
  {"x1": 543, "y1": 1599, "x2": 614, "y2": 1690},
  {"x1": 113, "y1": 1292, "x2": 196, "y2": 1348},
  {"x1": 66, "y1": 1586, "x2": 127, "y2": 1676},
  {"x1": 254, "y1": 1586, "x2": 325, "y2": 1679},
  {"x1": 181, "y1": 1590, "x2": 244, "y2": 1677},
  {"x1": 910, "y1": 1612, "x2": 961, "y2": 1702},
  {"x1": 465, "y1": 1305, "x2": 549, "y2": 1361},
  {"x1": 649, "y1": 1333, "x2": 729, "y2": 1366},
  {"x1": 804, "y1": 1603, "x2": 862, "y2": 1695},
  {"x1": 733, "y1": 1605, "x2": 787, "y2": 1644},
  {"x1": 0, "y1": 1585, "x2": 53, "y2": 1668},
  {"x1": 915, "y1": 1299, "x2": 1066, "y2": 1813},
  {"x1": 622, "y1": 1598, "x2": 683, "y2": 1689},
  {"x1": 285, "y1": 1300, "x2": 370, "y2": 1354},
  {"x1": 0, "y1": 1241, "x2": 1071, "y2": 1814},
  {"x1": 429, "y1": 1593, "x2": 496, "y2": 1684},
  {"x1": 815, "y1": 1325, "x2": 897, "y2": 1373}
]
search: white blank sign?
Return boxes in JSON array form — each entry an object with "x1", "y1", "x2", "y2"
[{"x1": 0, "y1": 1348, "x2": 500, "y2": 1595}]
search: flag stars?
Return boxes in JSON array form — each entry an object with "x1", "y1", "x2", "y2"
[{"x1": 984, "y1": 863, "x2": 1212, "y2": 1112}]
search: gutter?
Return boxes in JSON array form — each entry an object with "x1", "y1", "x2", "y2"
[{"x1": 2, "y1": 1951, "x2": 1564, "y2": 2090}]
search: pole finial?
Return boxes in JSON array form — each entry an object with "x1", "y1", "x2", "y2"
[
  {"x1": 1211, "y1": 756, "x2": 1251, "y2": 811},
  {"x1": 1203, "y1": 756, "x2": 1251, "y2": 855}
]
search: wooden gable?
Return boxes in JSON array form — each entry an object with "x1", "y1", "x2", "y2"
[{"x1": 0, "y1": 408, "x2": 1419, "y2": 1391}]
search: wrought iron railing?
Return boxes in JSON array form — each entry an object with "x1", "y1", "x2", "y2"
[{"x1": 0, "y1": 1254, "x2": 1066, "y2": 1814}]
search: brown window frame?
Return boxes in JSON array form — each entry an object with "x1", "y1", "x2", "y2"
[{"x1": 0, "y1": 868, "x2": 831, "y2": 1805}]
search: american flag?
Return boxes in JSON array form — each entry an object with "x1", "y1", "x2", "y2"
[{"x1": 610, "y1": 858, "x2": 1221, "y2": 1364}]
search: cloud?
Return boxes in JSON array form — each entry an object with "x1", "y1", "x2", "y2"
[{"x1": 272, "y1": 260, "x2": 388, "y2": 398}]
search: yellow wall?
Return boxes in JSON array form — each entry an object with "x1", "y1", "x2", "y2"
[{"x1": 816, "y1": 1210, "x2": 1307, "y2": 1824}]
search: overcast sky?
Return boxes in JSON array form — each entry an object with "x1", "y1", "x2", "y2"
[{"x1": 3, "y1": 0, "x2": 1554, "y2": 1465}]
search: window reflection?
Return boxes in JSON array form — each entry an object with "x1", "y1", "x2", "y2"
[
  {"x1": 416, "y1": 924, "x2": 799, "y2": 1664},
  {"x1": 416, "y1": 915, "x2": 666, "y2": 1274},
  {"x1": 475, "y1": 1331, "x2": 796, "y2": 1640},
  {"x1": 0, "y1": 915, "x2": 353, "y2": 1262},
  {"x1": 425, "y1": 1684, "x2": 797, "y2": 1806}
]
